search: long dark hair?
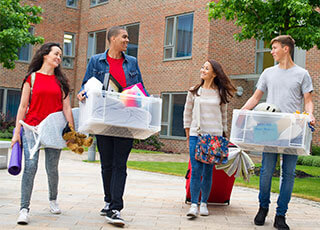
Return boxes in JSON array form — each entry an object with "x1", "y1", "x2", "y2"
[
  {"x1": 22, "y1": 42, "x2": 70, "y2": 99},
  {"x1": 189, "y1": 60, "x2": 236, "y2": 104}
]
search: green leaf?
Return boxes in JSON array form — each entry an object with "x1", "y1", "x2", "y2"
[{"x1": 0, "y1": 0, "x2": 44, "y2": 69}]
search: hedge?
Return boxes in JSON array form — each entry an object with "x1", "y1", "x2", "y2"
[{"x1": 297, "y1": 155, "x2": 320, "y2": 167}]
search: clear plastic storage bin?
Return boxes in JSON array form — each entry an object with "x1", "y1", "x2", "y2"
[
  {"x1": 78, "y1": 89, "x2": 162, "y2": 139},
  {"x1": 230, "y1": 109, "x2": 312, "y2": 155}
]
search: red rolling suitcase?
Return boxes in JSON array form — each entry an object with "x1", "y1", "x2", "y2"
[{"x1": 185, "y1": 160, "x2": 236, "y2": 205}]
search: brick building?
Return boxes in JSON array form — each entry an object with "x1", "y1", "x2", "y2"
[{"x1": 1, "y1": 0, "x2": 319, "y2": 153}]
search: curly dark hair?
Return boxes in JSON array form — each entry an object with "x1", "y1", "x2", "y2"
[
  {"x1": 22, "y1": 42, "x2": 70, "y2": 99},
  {"x1": 190, "y1": 59, "x2": 236, "y2": 104}
]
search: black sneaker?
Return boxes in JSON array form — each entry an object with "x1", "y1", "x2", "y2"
[
  {"x1": 105, "y1": 209, "x2": 125, "y2": 227},
  {"x1": 100, "y1": 202, "x2": 110, "y2": 216},
  {"x1": 254, "y1": 206, "x2": 268, "y2": 226},
  {"x1": 274, "y1": 215, "x2": 290, "y2": 230}
]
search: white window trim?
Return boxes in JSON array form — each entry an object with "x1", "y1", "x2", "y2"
[
  {"x1": 66, "y1": 0, "x2": 78, "y2": 8},
  {"x1": 63, "y1": 32, "x2": 76, "y2": 69},
  {"x1": 90, "y1": 0, "x2": 108, "y2": 8},
  {"x1": 160, "y1": 92, "x2": 187, "y2": 140},
  {"x1": 163, "y1": 12, "x2": 194, "y2": 61}
]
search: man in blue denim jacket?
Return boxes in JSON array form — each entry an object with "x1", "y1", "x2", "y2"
[
  {"x1": 79, "y1": 48, "x2": 147, "y2": 93},
  {"x1": 77, "y1": 26, "x2": 148, "y2": 227}
]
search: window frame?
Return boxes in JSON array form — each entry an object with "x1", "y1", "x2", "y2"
[
  {"x1": 16, "y1": 27, "x2": 34, "y2": 63},
  {"x1": 62, "y1": 32, "x2": 76, "y2": 69},
  {"x1": 160, "y1": 92, "x2": 187, "y2": 140},
  {"x1": 255, "y1": 40, "x2": 276, "y2": 74},
  {"x1": 122, "y1": 22, "x2": 140, "y2": 58},
  {"x1": 90, "y1": 0, "x2": 108, "y2": 7},
  {"x1": 163, "y1": 12, "x2": 194, "y2": 61},
  {"x1": 0, "y1": 87, "x2": 21, "y2": 120},
  {"x1": 87, "y1": 29, "x2": 107, "y2": 62},
  {"x1": 66, "y1": 0, "x2": 78, "y2": 8}
]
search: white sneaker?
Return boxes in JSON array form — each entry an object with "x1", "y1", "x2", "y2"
[
  {"x1": 49, "y1": 200, "x2": 61, "y2": 214},
  {"x1": 17, "y1": 208, "x2": 29, "y2": 225},
  {"x1": 186, "y1": 203, "x2": 198, "y2": 218},
  {"x1": 199, "y1": 202, "x2": 209, "y2": 216}
]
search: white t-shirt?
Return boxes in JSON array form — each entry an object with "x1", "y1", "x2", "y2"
[{"x1": 256, "y1": 64, "x2": 313, "y2": 113}]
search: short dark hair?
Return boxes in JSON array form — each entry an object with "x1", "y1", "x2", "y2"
[
  {"x1": 271, "y1": 35, "x2": 295, "y2": 56},
  {"x1": 107, "y1": 26, "x2": 126, "y2": 43}
]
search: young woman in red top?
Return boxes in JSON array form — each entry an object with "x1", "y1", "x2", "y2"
[{"x1": 11, "y1": 43, "x2": 74, "y2": 225}]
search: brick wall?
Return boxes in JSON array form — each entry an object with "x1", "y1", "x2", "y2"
[
  {"x1": 306, "y1": 48, "x2": 320, "y2": 145},
  {"x1": 0, "y1": 0, "x2": 81, "y2": 105},
  {"x1": 1, "y1": 0, "x2": 319, "y2": 153}
]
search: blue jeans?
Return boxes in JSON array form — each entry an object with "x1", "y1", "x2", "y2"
[
  {"x1": 259, "y1": 152, "x2": 298, "y2": 216},
  {"x1": 21, "y1": 130, "x2": 61, "y2": 210},
  {"x1": 189, "y1": 136, "x2": 214, "y2": 204}
]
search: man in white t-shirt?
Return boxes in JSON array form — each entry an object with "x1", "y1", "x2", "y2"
[{"x1": 242, "y1": 35, "x2": 315, "y2": 230}]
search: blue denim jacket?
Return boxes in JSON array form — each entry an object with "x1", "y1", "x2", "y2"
[{"x1": 80, "y1": 50, "x2": 148, "y2": 95}]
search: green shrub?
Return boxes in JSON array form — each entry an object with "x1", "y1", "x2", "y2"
[
  {"x1": 297, "y1": 156, "x2": 304, "y2": 165},
  {"x1": 0, "y1": 130, "x2": 12, "y2": 139},
  {"x1": 312, "y1": 159, "x2": 320, "y2": 167},
  {"x1": 311, "y1": 145, "x2": 320, "y2": 156},
  {"x1": 133, "y1": 134, "x2": 164, "y2": 151},
  {"x1": 302, "y1": 157, "x2": 314, "y2": 166},
  {"x1": 297, "y1": 155, "x2": 320, "y2": 167}
]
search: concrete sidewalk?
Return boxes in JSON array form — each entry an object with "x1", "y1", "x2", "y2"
[{"x1": 0, "y1": 151, "x2": 319, "y2": 230}]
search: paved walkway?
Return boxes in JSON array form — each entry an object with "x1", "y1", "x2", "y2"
[{"x1": 0, "y1": 150, "x2": 319, "y2": 230}]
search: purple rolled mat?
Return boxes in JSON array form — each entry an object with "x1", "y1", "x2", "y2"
[{"x1": 8, "y1": 128, "x2": 22, "y2": 176}]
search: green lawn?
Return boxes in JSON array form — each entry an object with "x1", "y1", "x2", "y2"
[
  {"x1": 126, "y1": 161, "x2": 320, "y2": 202},
  {"x1": 128, "y1": 161, "x2": 187, "y2": 176}
]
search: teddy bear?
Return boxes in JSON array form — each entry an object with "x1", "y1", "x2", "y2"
[{"x1": 62, "y1": 123, "x2": 93, "y2": 154}]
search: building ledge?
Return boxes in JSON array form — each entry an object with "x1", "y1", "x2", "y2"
[{"x1": 230, "y1": 74, "x2": 260, "y2": 80}]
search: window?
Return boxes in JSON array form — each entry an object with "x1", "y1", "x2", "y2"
[
  {"x1": 123, "y1": 23, "x2": 140, "y2": 58},
  {"x1": 17, "y1": 27, "x2": 34, "y2": 62},
  {"x1": 63, "y1": 33, "x2": 76, "y2": 68},
  {"x1": 164, "y1": 13, "x2": 194, "y2": 60},
  {"x1": 87, "y1": 30, "x2": 106, "y2": 61},
  {"x1": 66, "y1": 0, "x2": 78, "y2": 8},
  {"x1": 0, "y1": 88, "x2": 21, "y2": 121},
  {"x1": 255, "y1": 40, "x2": 275, "y2": 74},
  {"x1": 160, "y1": 92, "x2": 187, "y2": 138},
  {"x1": 90, "y1": 0, "x2": 108, "y2": 7}
]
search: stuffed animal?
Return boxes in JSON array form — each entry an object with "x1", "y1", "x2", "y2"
[{"x1": 62, "y1": 123, "x2": 93, "y2": 154}]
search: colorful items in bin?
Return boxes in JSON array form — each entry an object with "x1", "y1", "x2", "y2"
[
  {"x1": 123, "y1": 83, "x2": 148, "y2": 96},
  {"x1": 294, "y1": 110, "x2": 315, "y2": 133},
  {"x1": 253, "y1": 123, "x2": 279, "y2": 142},
  {"x1": 120, "y1": 88, "x2": 143, "y2": 107},
  {"x1": 62, "y1": 123, "x2": 93, "y2": 154}
]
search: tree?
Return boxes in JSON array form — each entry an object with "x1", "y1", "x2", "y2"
[
  {"x1": 208, "y1": 0, "x2": 320, "y2": 50},
  {"x1": 0, "y1": 0, "x2": 44, "y2": 69}
]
